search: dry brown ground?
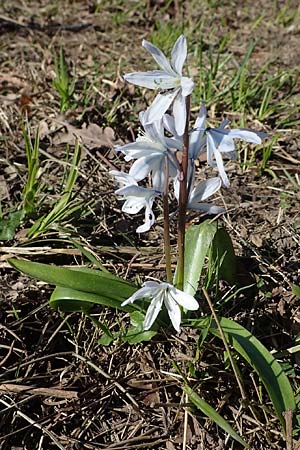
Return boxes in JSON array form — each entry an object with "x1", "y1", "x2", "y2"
[{"x1": 0, "y1": 1, "x2": 300, "y2": 449}]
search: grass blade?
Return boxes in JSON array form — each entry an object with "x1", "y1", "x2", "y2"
[{"x1": 184, "y1": 385, "x2": 248, "y2": 447}]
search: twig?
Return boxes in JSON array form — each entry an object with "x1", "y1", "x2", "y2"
[
  {"x1": 283, "y1": 409, "x2": 294, "y2": 450},
  {"x1": 72, "y1": 353, "x2": 140, "y2": 409},
  {"x1": 0, "y1": 398, "x2": 67, "y2": 450},
  {"x1": 182, "y1": 393, "x2": 189, "y2": 450},
  {"x1": 0, "y1": 383, "x2": 78, "y2": 399}
]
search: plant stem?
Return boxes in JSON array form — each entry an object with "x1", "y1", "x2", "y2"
[
  {"x1": 177, "y1": 95, "x2": 190, "y2": 290},
  {"x1": 163, "y1": 155, "x2": 172, "y2": 283}
]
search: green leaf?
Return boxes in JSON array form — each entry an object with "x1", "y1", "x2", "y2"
[
  {"x1": 175, "y1": 221, "x2": 217, "y2": 295},
  {"x1": 210, "y1": 227, "x2": 237, "y2": 284},
  {"x1": 184, "y1": 384, "x2": 248, "y2": 447},
  {"x1": 122, "y1": 310, "x2": 157, "y2": 343},
  {"x1": 291, "y1": 284, "x2": 300, "y2": 298},
  {"x1": 0, "y1": 210, "x2": 24, "y2": 241},
  {"x1": 193, "y1": 316, "x2": 296, "y2": 430},
  {"x1": 49, "y1": 286, "x2": 136, "y2": 312},
  {"x1": 8, "y1": 258, "x2": 137, "y2": 302}
]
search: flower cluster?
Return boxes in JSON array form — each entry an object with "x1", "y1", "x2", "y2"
[{"x1": 111, "y1": 35, "x2": 267, "y2": 332}]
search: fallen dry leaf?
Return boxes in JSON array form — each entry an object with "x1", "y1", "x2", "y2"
[{"x1": 53, "y1": 121, "x2": 115, "y2": 148}]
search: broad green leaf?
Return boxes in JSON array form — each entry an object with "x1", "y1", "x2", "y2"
[
  {"x1": 8, "y1": 258, "x2": 137, "y2": 301},
  {"x1": 211, "y1": 227, "x2": 237, "y2": 284},
  {"x1": 123, "y1": 310, "x2": 157, "y2": 343},
  {"x1": 184, "y1": 385, "x2": 248, "y2": 447},
  {"x1": 49, "y1": 286, "x2": 137, "y2": 312},
  {"x1": 175, "y1": 221, "x2": 217, "y2": 295},
  {"x1": 292, "y1": 284, "x2": 300, "y2": 298},
  {"x1": 0, "y1": 210, "x2": 24, "y2": 241},
  {"x1": 193, "y1": 316, "x2": 296, "y2": 430},
  {"x1": 123, "y1": 329, "x2": 157, "y2": 344}
]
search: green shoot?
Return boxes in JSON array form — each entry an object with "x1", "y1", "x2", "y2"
[
  {"x1": 52, "y1": 47, "x2": 75, "y2": 112},
  {"x1": 27, "y1": 141, "x2": 83, "y2": 239},
  {"x1": 22, "y1": 121, "x2": 41, "y2": 215}
]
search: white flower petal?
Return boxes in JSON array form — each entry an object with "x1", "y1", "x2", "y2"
[
  {"x1": 228, "y1": 128, "x2": 267, "y2": 144},
  {"x1": 129, "y1": 155, "x2": 162, "y2": 182},
  {"x1": 145, "y1": 90, "x2": 179, "y2": 124},
  {"x1": 189, "y1": 177, "x2": 221, "y2": 203},
  {"x1": 118, "y1": 143, "x2": 164, "y2": 162},
  {"x1": 143, "y1": 294, "x2": 164, "y2": 329},
  {"x1": 151, "y1": 158, "x2": 166, "y2": 192},
  {"x1": 209, "y1": 129, "x2": 236, "y2": 153},
  {"x1": 164, "y1": 296, "x2": 181, "y2": 332},
  {"x1": 173, "y1": 92, "x2": 186, "y2": 136},
  {"x1": 163, "y1": 113, "x2": 177, "y2": 136},
  {"x1": 181, "y1": 76, "x2": 194, "y2": 96},
  {"x1": 142, "y1": 40, "x2": 175, "y2": 75},
  {"x1": 206, "y1": 134, "x2": 215, "y2": 167},
  {"x1": 189, "y1": 203, "x2": 225, "y2": 214},
  {"x1": 111, "y1": 170, "x2": 138, "y2": 187},
  {"x1": 124, "y1": 71, "x2": 177, "y2": 90},
  {"x1": 171, "y1": 35, "x2": 187, "y2": 75},
  {"x1": 121, "y1": 285, "x2": 155, "y2": 306},
  {"x1": 122, "y1": 197, "x2": 144, "y2": 214},
  {"x1": 136, "y1": 202, "x2": 155, "y2": 233},
  {"x1": 170, "y1": 288, "x2": 199, "y2": 310},
  {"x1": 214, "y1": 147, "x2": 230, "y2": 187}
]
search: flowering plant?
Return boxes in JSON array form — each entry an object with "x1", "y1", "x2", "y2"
[
  {"x1": 111, "y1": 34, "x2": 266, "y2": 331},
  {"x1": 9, "y1": 34, "x2": 295, "y2": 442}
]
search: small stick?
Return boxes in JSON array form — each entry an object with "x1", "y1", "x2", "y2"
[
  {"x1": 283, "y1": 409, "x2": 294, "y2": 450},
  {"x1": 0, "y1": 383, "x2": 78, "y2": 399}
]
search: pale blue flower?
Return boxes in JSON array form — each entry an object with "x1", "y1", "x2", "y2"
[
  {"x1": 110, "y1": 171, "x2": 160, "y2": 233},
  {"x1": 188, "y1": 177, "x2": 224, "y2": 214},
  {"x1": 193, "y1": 105, "x2": 268, "y2": 187},
  {"x1": 174, "y1": 175, "x2": 223, "y2": 214},
  {"x1": 116, "y1": 112, "x2": 180, "y2": 192},
  {"x1": 121, "y1": 280, "x2": 199, "y2": 332},
  {"x1": 124, "y1": 35, "x2": 194, "y2": 136}
]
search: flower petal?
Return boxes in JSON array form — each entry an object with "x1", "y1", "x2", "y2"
[
  {"x1": 181, "y1": 76, "x2": 194, "y2": 97},
  {"x1": 110, "y1": 170, "x2": 138, "y2": 187},
  {"x1": 189, "y1": 203, "x2": 225, "y2": 214},
  {"x1": 145, "y1": 90, "x2": 179, "y2": 124},
  {"x1": 136, "y1": 202, "x2": 155, "y2": 233},
  {"x1": 170, "y1": 287, "x2": 199, "y2": 310},
  {"x1": 164, "y1": 296, "x2": 181, "y2": 332},
  {"x1": 143, "y1": 294, "x2": 164, "y2": 329},
  {"x1": 121, "y1": 285, "x2": 156, "y2": 306},
  {"x1": 214, "y1": 145, "x2": 230, "y2": 187},
  {"x1": 124, "y1": 71, "x2": 177, "y2": 90},
  {"x1": 228, "y1": 128, "x2": 268, "y2": 144},
  {"x1": 129, "y1": 155, "x2": 163, "y2": 182},
  {"x1": 208, "y1": 129, "x2": 235, "y2": 153},
  {"x1": 142, "y1": 40, "x2": 176, "y2": 75},
  {"x1": 122, "y1": 197, "x2": 144, "y2": 214},
  {"x1": 189, "y1": 177, "x2": 221, "y2": 203},
  {"x1": 173, "y1": 92, "x2": 186, "y2": 136},
  {"x1": 171, "y1": 35, "x2": 187, "y2": 75},
  {"x1": 163, "y1": 113, "x2": 177, "y2": 136}
]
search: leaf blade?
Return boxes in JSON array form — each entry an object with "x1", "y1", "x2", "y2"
[
  {"x1": 8, "y1": 258, "x2": 136, "y2": 301},
  {"x1": 184, "y1": 385, "x2": 248, "y2": 447}
]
